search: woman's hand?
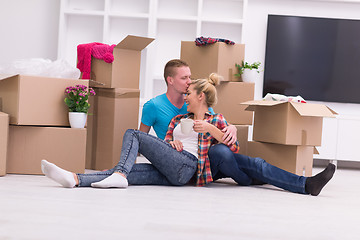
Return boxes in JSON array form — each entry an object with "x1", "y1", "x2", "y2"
[
  {"x1": 193, "y1": 120, "x2": 212, "y2": 133},
  {"x1": 169, "y1": 140, "x2": 184, "y2": 152}
]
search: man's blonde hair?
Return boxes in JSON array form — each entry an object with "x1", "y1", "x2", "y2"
[{"x1": 163, "y1": 59, "x2": 189, "y2": 85}]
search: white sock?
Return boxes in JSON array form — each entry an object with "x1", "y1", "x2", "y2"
[
  {"x1": 41, "y1": 160, "x2": 76, "y2": 188},
  {"x1": 91, "y1": 173, "x2": 128, "y2": 188}
]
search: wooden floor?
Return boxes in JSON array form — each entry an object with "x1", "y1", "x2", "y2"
[{"x1": 0, "y1": 165, "x2": 359, "y2": 240}]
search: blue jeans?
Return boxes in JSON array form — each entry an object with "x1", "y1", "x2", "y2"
[
  {"x1": 77, "y1": 129, "x2": 198, "y2": 187},
  {"x1": 208, "y1": 144, "x2": 307, "y2": 194}
]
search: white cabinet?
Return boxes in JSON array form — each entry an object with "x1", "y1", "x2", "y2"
[
  {"x1": 315, "y1": 117, "x2": 338, "y2": 160},
  {"x1": 57, "y1": 0, "x2": 247, "y2": 103},
  {"x1": 336, "y1": 116, "x2": 360, "y2": 161},
  {"x1": 315, "y1": 115, "x2": 360, "y2": 162}
]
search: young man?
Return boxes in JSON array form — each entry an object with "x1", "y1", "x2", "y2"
[
  {"x1": 139, "y1": 59, "x2": 237, "y2": 144},
  {"x1": 139, "y1": 59, "x2": 238, "y2": 185}
]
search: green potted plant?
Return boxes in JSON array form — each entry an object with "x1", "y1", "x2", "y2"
[
  {"x1": 235, "y1": 61, "x2": 261, "y2": 82},
  {"x1": 64, "y1": 84, "x2": 96, "y2": 128}
]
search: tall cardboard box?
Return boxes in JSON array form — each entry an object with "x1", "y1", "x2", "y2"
[
  {"x1": 87, "y1": 88, "x2": 140, "y2": 170},
  {"x1": 180, "y1": 41, "x2": 245, "y2": 81},
  {"x1": 213, "y1": 82, "x2": 254, "y2": 125},
  {"x1": 0, "y1": 74, "x2": 89, "y2": 126},
  {"x1": 7, "y1": 126, "x2": 86, "y2": 175},
  {"x1": 85, "y1": 94, "x2": 96, "y2": 169},
  {"x1": 0, "y1": 112, "x2": 9, "y2": 176},
  {"x1": 235, "y1": 125, "x2": 249, "y2": 155},
  {"x1": 247, "y1": 141, "x2": 317, "y2": 177},
  {"x1": 242, "y1": 101, "x2": 337, "y2": 146},
  {"x1": 90, "y1": 35, "x2": 154, "y2": 89}
]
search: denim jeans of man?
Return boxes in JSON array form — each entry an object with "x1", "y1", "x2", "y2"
[
  {"x1": 77, "y1": 129, "x2": 198, "y2": 187},
  {"x1": 208, "y1": 144, "x2": 307, "y2": 194}
]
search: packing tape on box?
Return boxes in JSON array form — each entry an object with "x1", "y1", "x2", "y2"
[
  {"x1": 89, "y1": 79, "x2": 105, "y2": 86},
  {"x1": 96, "y1": 89, "x2": 140, "y2": 98}
]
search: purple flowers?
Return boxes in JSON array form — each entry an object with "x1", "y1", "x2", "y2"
[{"x1": 64, "y1": 84, "x2": 96, "y2": 113}]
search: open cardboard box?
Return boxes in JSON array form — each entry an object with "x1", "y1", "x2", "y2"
[
  {"x1": 213, "y1": 82, "x2": 254, "y2": 125},
  {"x1": 7, "y1": 126, "x2": 86, "y2": 175},
  {"x1": 0, "y1": 74, "x2": 89, "y2": 126},
  {"x1": 90, "y1": 35, "x2": 154, "y2": 89},
  {"x1": 86, "y1": 87, "x2": 140, "y2": 170},
  {"x1": 180, "y1": 41, "x2": 245, "y2": 81},
  {"x1": 247, "y1": 141, "x2": 318, "y2": 177},
  {"x1": 241, "y1": 100, "x2": 337, "y2": 146},
  {"x1": 234, "y1": 125, "x2": 250, "y2": 155},
  {"x1": 0, "y1": 112, "x2": 9, "y2": 176}
]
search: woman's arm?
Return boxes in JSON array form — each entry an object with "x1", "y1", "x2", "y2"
[
  {"x1": 194, "y1": 114, "x2": 239, "y2": 153},
  {"x1": 193, "y1": 120, "x2": 224, "y2": 143}
]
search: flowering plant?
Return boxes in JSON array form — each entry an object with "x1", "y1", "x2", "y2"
[{"x1": 64, "y1": 84, "x2": 96, "y2": 113}]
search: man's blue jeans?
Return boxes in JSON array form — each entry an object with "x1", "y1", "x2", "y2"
[
  {"x1": 77, "y1": 129, "x2": 198, "y2": 187},
  {"x1": 208, "y1": 144, "x2": 307, "y2": 194}
]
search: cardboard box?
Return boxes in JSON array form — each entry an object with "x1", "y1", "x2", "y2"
[
  {"x1": 213, "y1": 82, "x2": 254, "y2": 125},
  {"x1": 0, "y1": 74, "x2": 89, "y2": 126},
  {"x1": 85, "y1": 94, "x2": 96, "y2": 169},
  {"x1": 7, "y1": 126, "x2": 86, "y2": 175},
  {"x1": 242, "y1": 101, "x2": 337, "y2": 146},
  {"x1": 86, "y1": 88, "x2": 140, "y2": 170},
  {"x1": 235, "y1": 125, "x2": 249, "y2": 155},
  {"x1": 180, "y1": 41, "x2": 245, "y2": 81},
  {"x1": 0, "y1": 112, "x2": 9, "y2": 176},
  {"x1": 247, "y1": 141, "x2": 317, "y2": 177},
  {"x1": 90, "y1": 35, "x2": 154, "y2": 89}
]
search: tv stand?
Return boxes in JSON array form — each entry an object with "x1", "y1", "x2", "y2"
[{"x1": 316, "y1": 115, "x2": 360, "y2": 163}]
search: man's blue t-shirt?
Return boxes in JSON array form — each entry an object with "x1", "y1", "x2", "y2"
[
  {"x1": 141, "y1": 93, "x2": 215, "y2": 140},
  {"x1": 141, "y1": 94, "x2": 188, "y2": 140}
]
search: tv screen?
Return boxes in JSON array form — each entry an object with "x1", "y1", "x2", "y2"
[{"x1": 263, "y1": 15, "x2": 360, "y2": 104}]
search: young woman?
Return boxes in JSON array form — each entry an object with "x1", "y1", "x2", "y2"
[{"x1": 42, "y1": 73, "x2": 335, "y2": 195}]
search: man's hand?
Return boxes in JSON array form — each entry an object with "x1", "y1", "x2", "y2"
[
  {"x1": 222, "y1": 124, "x2": 237, "y2": 145},
  {"x1": 139, "y1": 123, "x2": 151, "y2": 133},
  {"x1": 169, "y1": 140, "x2": 184, "y2": 152}
]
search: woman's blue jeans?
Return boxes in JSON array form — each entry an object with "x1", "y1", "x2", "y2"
[
  {"x1": 208, "y1": 144, "x2": 307, "y2": 194},
  {"x1": 77, "y1": 129, "x2": 198, "y2": 187}
]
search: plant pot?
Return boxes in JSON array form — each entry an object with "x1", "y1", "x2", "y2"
[
  {"x1": 241, "y1": 69, "x2": 258, "y2": 83},
  {"x1": 68, "y1": 112, "x2": 87, "y2": 128}
]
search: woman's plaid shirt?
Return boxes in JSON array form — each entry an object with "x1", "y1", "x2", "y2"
[{"x1": 164, "y1": 112, "x2": 240, "y2": 186}]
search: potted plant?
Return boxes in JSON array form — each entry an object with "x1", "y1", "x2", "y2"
[
  {"x1": 64, "y1": 84, "x2": 96, "y2": 128},
  {"x1": 235, "y1": 61, "x2": 261, "y2": 83}
]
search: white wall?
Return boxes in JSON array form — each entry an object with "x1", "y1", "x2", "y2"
[
  {"x1": 243, "y1": 0, "x2": 360, "y2": 116},
  {"x1": 1, "y1": 0, "x2": 360, "y2": 117},
  {"x1": 0, "y1": 0, "x2": 60, "y2": 65}
]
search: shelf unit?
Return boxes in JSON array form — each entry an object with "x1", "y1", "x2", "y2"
[{"x1": 57, "y1": 0, "x2": 247, "y2": 103}]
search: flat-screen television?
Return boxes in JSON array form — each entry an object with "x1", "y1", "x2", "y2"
[{"x1": 263, "y1": 14, "x2": 360, "y2": 104}]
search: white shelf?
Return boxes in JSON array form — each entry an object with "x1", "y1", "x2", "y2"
[
  {"x1": 108, "y1": 13, "x2": 150, "y2": 19},
  {"x1": 58, "y1": 0, "x2": 247, "y2": 101},
  {"x1": 201, "y1": 18, "x2": 244, "y2": 24},
  {"x1": 157, "y1": 16, "x2": 198, "y2": 22},
  {"x1": 64, "y1": 10, "x2": 105, "y2": 16}
]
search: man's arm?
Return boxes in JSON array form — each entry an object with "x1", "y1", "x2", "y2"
[{"x1": 139, "y1": 122, "x2": 151, "y2": 133}]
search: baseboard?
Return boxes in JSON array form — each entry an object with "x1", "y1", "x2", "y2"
[{"x1": 314, "y1": 158, "x2": 360, "y2": 170}]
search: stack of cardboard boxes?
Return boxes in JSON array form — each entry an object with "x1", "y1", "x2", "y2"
[
  {"x1": 241, "y1": 100, "x2": 337, "y2": 176},
  {"x1": 0, "y1": 74, "x2": 89, "y2": 175},
  {"x1": 0, "y1": 112, "x2": 9, "y2": 176},
  {"x1": 180, "y1": 40, "x2": 338, "y2": 176},
  {"x1": 180, "y1": 41, "x2": 254, "y2": 154},
  {"x1": 86, "y1": 35, "x2": 154, "y2": 170}
]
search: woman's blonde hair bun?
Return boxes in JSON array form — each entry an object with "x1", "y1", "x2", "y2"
[
  {"x1": 208, "y1": 73, "x2": 222, "y2": 86},
  {"x1": 191, "y1": 73, "x2": 223, "y2": 107}
]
